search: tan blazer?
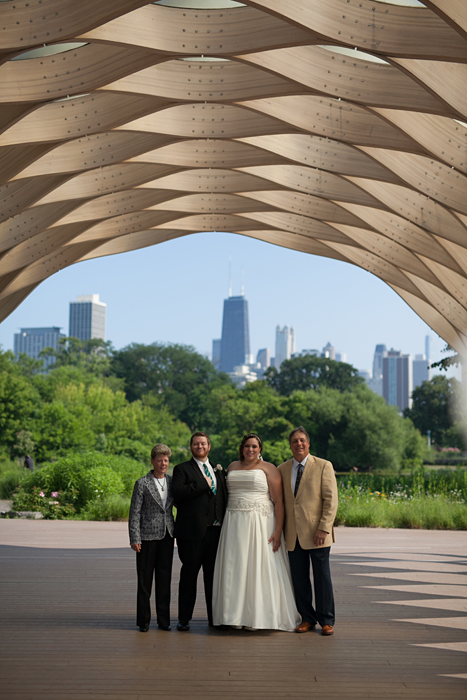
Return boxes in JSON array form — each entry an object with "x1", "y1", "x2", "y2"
[{"x1": 278, "y1": 455, "x2": 338, "y2": 551}]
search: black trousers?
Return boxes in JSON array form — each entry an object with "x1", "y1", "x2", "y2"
[
  {"x1": 136, "y1": 533, "x2": 174, "y2": 628},
  {"x1": 177, "y1": 526, "x2": 221, "y2": 625},
  {"x1": 288, "y1": 541, "x2": 335, "y2": 627}
]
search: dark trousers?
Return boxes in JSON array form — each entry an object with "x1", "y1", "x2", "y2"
[
  {"x1": 288, "y1": 541, "x2": 335, "y2": 627},
  {"x1": 136, "y1": 533, "x2": 174, "y2": 628},
  {"x1": 177, "y1": 526, "x2": 221, "y2": 625}
]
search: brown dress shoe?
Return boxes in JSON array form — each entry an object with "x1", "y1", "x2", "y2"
[
  {"x1": 321, "y1": 625, "x2": 334, "y2": 636},
  {"x1": 295, "y1": 621, "x2": 316, "y2": 633}
]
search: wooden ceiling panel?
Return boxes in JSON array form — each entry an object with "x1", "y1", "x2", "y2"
[
  {"x1": 79, "y1": 5, "x2": 314, "y2": 55},
  {"x1": 249, "y1": 0, "x2": 467, "y2": 60},
  {"x1": 0, "y1": 44, "x2": 157, "y2": 104},
  {"x1": 0, "y1": 94, "x2": 169, "y2": 146},
  {"x1": 101, "y1": 59, "x2": 300, "y2": 103},
  {"x1": 239, "y1": 134, "x2": 401, "y2": 182},
  {"x1": 243, "y1": 46, "x2": 450, "y2": 114},
  {"x1": 240, "y1": 96, "x2": 423, "y2": 151},
  {"x1": 0, "y1": 0, "x2": 466, "y2": 352},
  {"x1": 129, "y1": 139, "x2": 283, "y2": 169}
]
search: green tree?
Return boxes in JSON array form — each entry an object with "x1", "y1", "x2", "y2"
[
  {"x1": 41, "y1": 337, "x2": 114, "y2": 376},
  {"x1": 31, "y1": 373, "x2": 191, "y2": 463},
  {"x1": 111, "y1": 342, "x2": 231, "y2": 427},
  {"x1": 265, "y1": 355, "x2": 364, "y2": 395},
  {"x1": 12, "y1": 430, "x2": 35, "y2": 460},
  {"x1": 286, "y1": 385, "x2": 421, "y2": 471},
  {"x1": 430, "y1": 344, "x2": 462, "y2": 372},
  {"x1": 404, "y1": 375, "x2": 465, "y2": 448},
  {"x1": 0, "y1": 350, "x2": 41, "y2": 454}
]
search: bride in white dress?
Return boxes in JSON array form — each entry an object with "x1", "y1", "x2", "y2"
[{"x1": 212, "y1": 433, "x2": 300, "y2": 631}]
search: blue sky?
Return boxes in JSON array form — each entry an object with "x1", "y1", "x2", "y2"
[{"x1": 0, "y1": 231, "x2": 460, "y2": 378}]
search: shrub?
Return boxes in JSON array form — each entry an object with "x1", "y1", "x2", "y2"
[
  {"x1": 77, "y1": 465, "x2": 124, "y2": 507},
  {"x1": 79, "y1": 495, "x2": 131, "y2": 521},
  {"x1": 336, "y1": 468, "x2": 467, "y2": 530},
  {"x1": 0, "y1": 464, "x2": 26, "y2": 499},
  {"x1": 12, "y1": 452, "x2": 145, "y2": 513},
  {"x1": 11, "y1": 486, "x2": 75, "y2": 519}
]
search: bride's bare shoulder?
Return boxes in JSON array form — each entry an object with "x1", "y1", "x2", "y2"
[{"x1": 227, "y1": 461, "x2": 241, "y2": 472}]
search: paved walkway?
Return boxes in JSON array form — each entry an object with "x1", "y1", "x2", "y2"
[{"x1": 0, "y1": 521, "x2": 466, "y2": 699}]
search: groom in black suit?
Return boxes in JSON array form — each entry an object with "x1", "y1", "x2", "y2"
[{"x1": 172, "y1": 432, "x2": 227, "y2": 630}]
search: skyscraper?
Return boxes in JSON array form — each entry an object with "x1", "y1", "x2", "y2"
[
  {"x1": 372, "y1": 344, "x2": 387, "y2": 380},
  {"x1": 219, "y1": 295, "x2": 250, "y2": 373},
  {"x1": 382, "y1": 350, "x2": 413, "y2": 412},
  {"x1": 69, "y1": 294, "x2": 106, "y2": 341},
  {"x1": 257, "y1": 348, "x2": 271, "y2": 371},
  {"x1": 425, "y1": 335, "x2": 432, "y2": 365},
  {"x1": 413, "y1": 354, "x2": 430, "y2": 390},
  {"x1": 14, "y1": 327, "x2": 65, "y2": 370},
  {"x1": 322, "y1": 342, "x2": 335, "y2": 360},
  {"x1": 366, "y1": 343, "x2": 387, "y2": 396},
  {"x1": 275, "y1": 325, "x2": 295, "y2": 369}
]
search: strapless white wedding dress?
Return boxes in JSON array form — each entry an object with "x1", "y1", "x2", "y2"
[{"x1": 212, "y1": 469, "x2": 300, "y2": 631}]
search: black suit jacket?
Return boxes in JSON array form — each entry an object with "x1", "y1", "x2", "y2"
[{"x1": 172, "y1": 457, "x2": 227, "y2": 541}]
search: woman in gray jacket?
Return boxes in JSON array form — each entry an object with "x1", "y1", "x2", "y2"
[{"x1": 129, "y1": 444, "x2": 175, "y2": 632}]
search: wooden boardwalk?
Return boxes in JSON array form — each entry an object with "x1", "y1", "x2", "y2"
[{"x1": 0, "y1": 521, "x2": 466, "y2": 700}]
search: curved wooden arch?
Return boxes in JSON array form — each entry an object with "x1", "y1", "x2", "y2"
[{"x1": 0, "y1": 0, "x2": 466, "y2": 355}]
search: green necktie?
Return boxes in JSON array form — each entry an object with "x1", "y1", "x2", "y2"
[{"x1": 203, "y1": 463, "x2": 216, "y2": 494}]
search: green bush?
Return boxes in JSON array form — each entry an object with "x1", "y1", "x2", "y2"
[
  {"x1": 12, "y1": 452, "x2": 146, "y2": 513},
  {"x1": 11, "y1": 486, "x2": 76, "y2": 519},
  {"x1": 79, "y1": 495, "x2": 131, "y2": 521},
  {"x1": 77, "y1": 465, "x2": 124, "y2": 507},
  {"x1": 0, "y1": 464, "x2": 26, "y2": 499},
  {"x1": 336, "y1": 468, "x2": 467, "y2": 530}
]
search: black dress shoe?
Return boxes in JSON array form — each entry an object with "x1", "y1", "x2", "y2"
[
  {"x1": 139, "y1": 625, "x2": 149, "y2": 633},
  {"x1": 158, "y1": 624, "x2": 171, "y2": 631},
  {"x1": 177, "y1": 622, "x2": 190, "y2": 631}
]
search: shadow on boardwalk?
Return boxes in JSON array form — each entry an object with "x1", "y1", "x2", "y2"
[{"x1": 0, "y1": 522, "x2": 466, "y2": 699}]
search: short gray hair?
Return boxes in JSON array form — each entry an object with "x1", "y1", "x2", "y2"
[{"x1": 151, "y1": 444, "x2": 171, "y2": 460}]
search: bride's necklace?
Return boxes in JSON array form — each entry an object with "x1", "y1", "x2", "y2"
[{"x1": 154, "y1": 474, "x2": 166, "y2": 491}]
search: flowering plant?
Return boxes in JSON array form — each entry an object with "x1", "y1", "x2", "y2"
[
  {"x1": 12, "y1": 485, "x2": 76, "y2": 519},
  {"x1": 213, "y1": 464, "x2": 224, "y2": 472}
]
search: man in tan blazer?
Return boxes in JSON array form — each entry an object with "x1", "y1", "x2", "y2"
[{"x1": 278, "y1": 426, "x2": 338, "y2": 635}]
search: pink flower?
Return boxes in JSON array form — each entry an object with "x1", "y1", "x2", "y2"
[
  {"x1": 39, "y1": 491, "x2": 45, "y2": 498},
  {"x1": 51, "y1": 492, "x2": 59, "y2": 497}
]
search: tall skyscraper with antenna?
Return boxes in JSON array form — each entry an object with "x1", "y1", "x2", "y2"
[{"x1": 219, "y1": 265, "x2": 250, "y2": 373}]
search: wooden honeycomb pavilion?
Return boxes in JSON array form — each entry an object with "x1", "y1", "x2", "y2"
[{"x1": 1, "y1": 0, "x2": 467, "y2": 354}]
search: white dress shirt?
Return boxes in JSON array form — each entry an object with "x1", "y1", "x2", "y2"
[
  {"x1": 194, "y1": 457, "x2": 217, "y2": 489},
  {"x1": 291, "y1": 453, "x2": 309, "y2": 494}
]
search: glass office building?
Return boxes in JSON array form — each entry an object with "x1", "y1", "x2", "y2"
[
  {"x1": 382, "y1": 350, "x2": 413, "y2": 413},
  {"x1": 69, "y1": 294, "x2": 106, "y2": 341},
  {"x1": 219, "y1": 295, "x2": 250, "y2": 373},
  {"x1": 14, "y1": 327, "x2": 65, "y2": 370}
]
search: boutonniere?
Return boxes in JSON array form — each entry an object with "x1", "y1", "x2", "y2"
[{"x1": 213, "y1": 464, "x2": 224, "y2": 472}]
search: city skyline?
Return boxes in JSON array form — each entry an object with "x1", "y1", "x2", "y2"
[{"x1": 0, "y1": 232, "x2": 461, "y2": 380}]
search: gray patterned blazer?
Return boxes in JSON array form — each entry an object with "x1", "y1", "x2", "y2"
[{"x1": 129, "y1": 471, "x2": 175, "y2": 545}]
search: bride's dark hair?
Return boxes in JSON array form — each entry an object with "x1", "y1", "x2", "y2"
[{"x1": 239, "y1": 433, "x2": 263, "y2": 461}]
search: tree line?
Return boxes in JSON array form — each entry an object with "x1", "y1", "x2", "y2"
[{"x1": 0, "y1": 337, "x2": 463, "y2": 471}]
